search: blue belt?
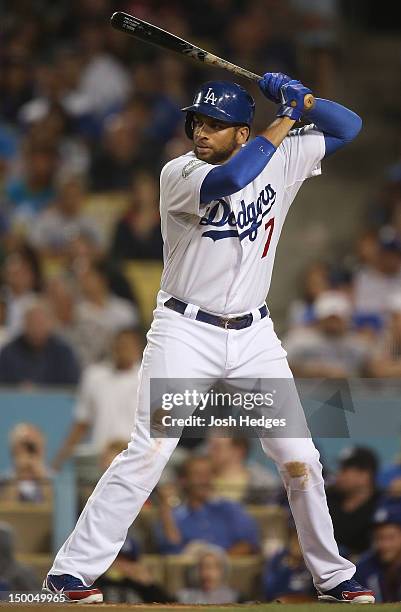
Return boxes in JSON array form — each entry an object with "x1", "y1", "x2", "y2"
[{"x1": 164, "y1": 297, "x2": 268, "y2": 330}]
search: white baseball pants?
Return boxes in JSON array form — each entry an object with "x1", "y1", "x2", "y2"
[{"x1": 50, "y1": 292, "x2": 355, "y2": 590}]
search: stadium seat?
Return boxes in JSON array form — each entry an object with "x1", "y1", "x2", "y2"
[
  {"x1": 141, "y1": 554, "x2": 166, "y2": 586},
  {"x1": 228, "y1": 555, "x2": 263, "y2": 598},
  {"x1": 124, "y1": 261, "x2": 163, "y2": 328},
  {"x1": 83, "y1": 193, "x2": 130, "y2": 245},
  {"x1": 0, "y1": 502, "x2": 52, "y2": 554},
  {"x1": 164, "y1": 554, "x2": 263, "y2": 598},
  {"x1": 16, "y1": 553, "x2": 53, "y2": 582},
  {"x1": 247, "y1": 505, "x2": 288, "y2": 543},
  {"x1": 130, "y1": 505, "x2": 158, "y2": 553}
]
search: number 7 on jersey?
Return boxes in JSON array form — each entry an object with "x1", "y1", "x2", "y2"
[{"x1": 262, "y1": 218, "x2": 275, "y2": 258}]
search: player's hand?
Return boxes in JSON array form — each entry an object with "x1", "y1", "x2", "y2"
[
  {"x1": 276, "y1": 79, "x2": 313, "y2": 122},
  {"x1": 258, "y1": 72, "x2": 292, "y2": 104}
]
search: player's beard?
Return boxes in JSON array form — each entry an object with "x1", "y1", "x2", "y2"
[{"x1": 194, "y1": 134, "x2": 239, "y2": 164}]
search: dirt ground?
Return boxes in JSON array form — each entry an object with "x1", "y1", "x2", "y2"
[{"x1": 0, "y1": 603, "x2": 400, "y2": 611}]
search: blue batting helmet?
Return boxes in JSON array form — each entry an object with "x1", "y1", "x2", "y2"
[{"x1": 181, "y1": 81, "x2": 255, "y2": 139}]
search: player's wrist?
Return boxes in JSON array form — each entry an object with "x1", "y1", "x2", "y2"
[
  {"x1": 277, "y1": 80, "x2": 313, "y2": 123},
  {"x1": 276, "y1": 105, "x2": 303, "y2": 122}
]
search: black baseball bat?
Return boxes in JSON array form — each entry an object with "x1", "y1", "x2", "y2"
[{"x1": 110, "y1": 11, "x2": 315, "y2": 111}]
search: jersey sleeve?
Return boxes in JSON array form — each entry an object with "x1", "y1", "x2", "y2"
[
  {"x1": 160, "y1": 155, "x2": 215, "y2": 216},
  {"x1": 279, "y1": 124, "x2": 326, "y2": 188}
]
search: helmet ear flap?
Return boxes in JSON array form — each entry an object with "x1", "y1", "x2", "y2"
[{"x1": 185, "y1": 112, "x2": 194, "y2": 139}]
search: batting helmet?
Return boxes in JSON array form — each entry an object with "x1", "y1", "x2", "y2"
[{"x1": 181, "y1": 81, "x2": 255, "y2": 139}]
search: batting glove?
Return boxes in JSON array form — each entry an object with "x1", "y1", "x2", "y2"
[
  {"x1": 276, "y1": 79, "x2": 313, "y2": 121},
  {"x1": 258, "y1": 72, "x2": 292, "y2": 104}
]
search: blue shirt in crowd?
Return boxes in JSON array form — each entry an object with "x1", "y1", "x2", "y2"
[
  {"x1": 262, "y1": 549, "x2": 314, "y2": 601},
  {"x1": 0, "y1": 335, "x2": 80, "y2": 386},
  {"x1": 377, "y1": 464, "x2": 401, "y2": 490},
  {"x1": 5, "y1": 179, "x2": 55, "y2": 214},
  {"x1": 156, "y1": 498, "x2": 259, "y2": 554},
  {"x1": 356, "y1": 551, "x2": 401, "y2": 603}
]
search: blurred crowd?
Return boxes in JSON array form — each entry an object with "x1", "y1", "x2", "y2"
[
  {"x1": 0, "y1": 0, "x2": 401, "y2": 605},
  {"x1": 0, "y1": 0, "x2": 342, "y2": 380},
  {"x1": 283, "y1": 227, "x2": 401, "y2": 379},
  {"x1": 1, "y1": 418, "x2": 401, "y2": 603},
  {"x1": 0, "y1": 0, "x2": 399, "y2": 385}
]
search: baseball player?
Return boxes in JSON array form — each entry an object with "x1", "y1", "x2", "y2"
[{"x1": 44, "y1": 73, "x2": 375, "y2": 604}]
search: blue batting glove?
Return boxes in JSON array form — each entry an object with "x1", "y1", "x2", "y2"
[
  {"x1": 258, "y1": 72, "x2": 292, "y2": 104},
  {"x1": 276, "y1": 79, "x2": 313, "y2": 121}
]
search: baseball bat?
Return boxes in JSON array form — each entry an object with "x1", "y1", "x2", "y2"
[{"x1": 110, "y1": 11, "x2": 315, "y2": 111}]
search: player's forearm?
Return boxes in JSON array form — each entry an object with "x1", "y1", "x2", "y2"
[
  {"x1": 200, "y1": 135, "x2": 279, "y2": 202},
  {"x1": 306, "y1": 98, "x2": 362, "y2": 156},
  {"x1": 260, "y1": 116, "x2": 296, "y2": 147}
]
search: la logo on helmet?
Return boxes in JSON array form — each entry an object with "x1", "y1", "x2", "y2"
[{"x1": 204, "y1": 88, "x2": 217, "y2": 105}]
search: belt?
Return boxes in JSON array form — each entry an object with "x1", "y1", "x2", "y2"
[{"x1": 164, "y1": 297, "x2": 268, "y2": 330}]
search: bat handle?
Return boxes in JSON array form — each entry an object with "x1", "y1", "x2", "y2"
[{"x1": 290, "y1": 93, "x2": 315, "y2": 111}]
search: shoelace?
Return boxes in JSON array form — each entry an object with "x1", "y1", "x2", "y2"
[
  {"x1": 51, "y1": 576, "x2": 86, "y2": 590},
  {"x1": 345, "y1": 579, "x2": 364, "y2": 590}
]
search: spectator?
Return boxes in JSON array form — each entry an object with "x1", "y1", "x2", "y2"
[
  {"x1": 75, "y1": 261, "x2": 139, "y2": 363},
  {"x1": 151, "y1": 57, "x2": 188, "y2": 144},
  {"x1": 52, "y1": 327, "x2": 143, "y2": 470},
  {"x1": 287, "y1": 262, "x2": 330, "y2": 328},
  {"x1": 353, "y1": 230, "x2": 380, "y2": 269},
  {"x1": 0, "y1": 298, "x2": 80, "y2": 386},
  {"x1": 224, "y1": 5, "x2": 279, "y2": 76},
  {"x1": 0, "y1": 297, "x2": 7, "y2": 349},
  {"x1": 110, "y1": 171, "x2": 163, "y2": 261},
  {"x1": 378, "y1": 434, "x2": 401, "y2": 499},
  {"x1": 356, "y1": 502, "x2": 401, "y2": 603},
  {"x1": 77, "y1": 21, "x2": 131, "y2": 116},
  {"x1": 0, "y1": 522, "x2": 40, "y2": 592},
  {"x1": 156, "y1": 456, "x2": 259, "y2": 555},
  {"x1": 21, "y1": 101, "x2": 90, "y2": 177},
  {"x1": 326, "y1": 447, "x2": 382, "y2": 556},
  {"x1": 289, "y1": 0, "x2": 339, "y2": 97},
  {"x1": 207, "y1": 434, "x2": 278, "y2": 504},
  {"x1": 89, "y1": 113, "x2": 147, "y2": 192},
  {"x1": 177, "y1": 545, "x2": 242, "y2": 604},
  {"x1": 47, "y1": 271, "x2": 137, "y2": 370},
  {"x1": 96, "y1": 536, "x2": 171, "y2": 604},
  {"x1": 65, "y1": 232, "x2": 137, "y2": 305},
  {"x1": 0, "y1": 423, "x2": 52, "y2": 503},
  {"x1": 353, "y1": 229, "x2": 401, "y2": 321},
  {"x1": 28, "y1": 175, "x2": 102, "y2": 255},
  {"x1": 285, "y1": 291, "x2": 369, "y2": 377},
  {"x1": 369, "y1": 292, "x2": 401, "y2": 377},
  {"x1": 0, "y1": 54, "x2": 34, "y2": 123},
  {"x1": 1, "y1": 245, "x2": 41, "y2": 336},
  {"x1": 262, "y1": 522, "x2": 315, "y2": 602},
  {"x1": 45, "y1": 277, "x2": 90, "y2": 367},
  {"x1": 18, "y1": 61, "x2": 90, "y2": 131},
  {"x1": 5, "y1": 140, "x2": 58, "y2": 222}
]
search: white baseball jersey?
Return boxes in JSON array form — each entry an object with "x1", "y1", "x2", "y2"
[{"x1": 160, "y1": 126, "x2": 325, "y2": 316}]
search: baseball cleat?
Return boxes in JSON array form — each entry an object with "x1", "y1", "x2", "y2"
[
  {"x1": 43, "y1": 574, "x2": 103, "y2": 603},
  {"x1": 318, "y1": 578, "x2": 375, "y2": 604}
]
